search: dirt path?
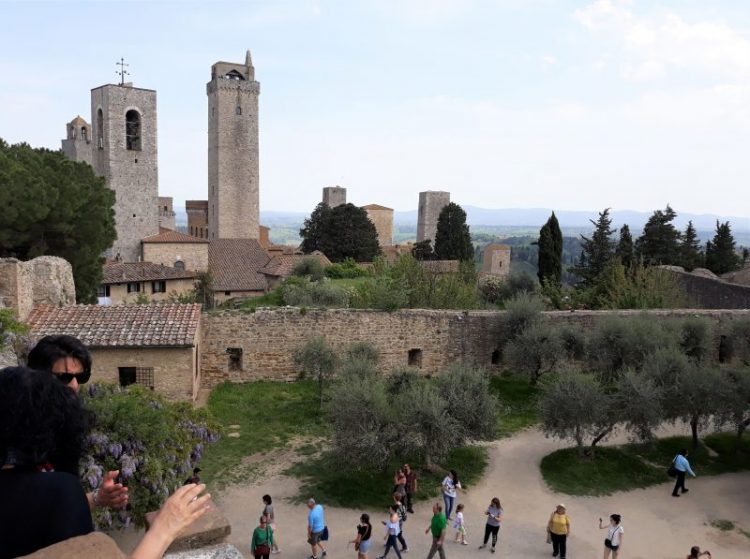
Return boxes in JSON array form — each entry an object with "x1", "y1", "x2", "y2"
[
  {"x1": 111, "y1": 426, "x2": 749, "y2": 558},
  {"x1": 211, "y1": 426, "x2": 749, "y2": 559}
]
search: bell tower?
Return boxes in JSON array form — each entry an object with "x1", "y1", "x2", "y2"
[{"x1": 207, "y1": 50, "x2": 260, "y2": 240}]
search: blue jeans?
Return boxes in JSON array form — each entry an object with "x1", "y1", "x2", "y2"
[{"x1": 443, "y1": 494, "x2": 455, "y2": 518}]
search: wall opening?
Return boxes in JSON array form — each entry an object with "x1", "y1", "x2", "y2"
[
  {"x1": 236, "y1": 105, "x2": 242, "y2": 115},
  {"x1": 81, "y1": 126, "x2": 88, "y2": 142},
  {"x1": 227, "y1": 347, "x2": 243, "y2": 371},
  {"x1": 96, "y1": 109, "x2": 103, "y2": 149},
  {"x1": 408, "y1": 348, "x2": 423, "y2": 368},
  {"x1": 125, "y1": 109, "x2": 142, "y2": 151},
  {"x1": 491, "y1": 349, "x2": 501, "y2": 365},
  {"x1": 718, "y1": 335, "x2": 730, "y2": 363},
  {"x1": 174, "y1": 260, "x2": 185, "y2": 270}
]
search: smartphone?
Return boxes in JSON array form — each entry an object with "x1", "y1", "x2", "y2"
[{"x1": 115, "y1": 472, "x2": 124, "y2": 485}]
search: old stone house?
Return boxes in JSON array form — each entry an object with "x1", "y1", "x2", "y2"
[
  {"x1": 27, "y1": 303, "x2": 202, "y2": 401},
  {"x1": 100, "y1": 262, "x2": 199, "y2": 305},
  {"x1": 209, "y1": 239, "x2": 271, "y2": 303},
  {"x1": 141, "y1": 227, "x2": 209, "y2": 272},
  {"x1": 259, "y1": 251, "x2": 331, "y2": 289}
]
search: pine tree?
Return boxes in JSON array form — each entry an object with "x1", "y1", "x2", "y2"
[
  {"x1": 0, "y1": 139, "x2": 116, "y2": 303},
  {"x1": 705, "y1": 220, "x2": 740, "y2": 274},
  {"x1": 679, "y1": 221, "x2": 703, "y2": 272},
  {"x1": 635, "y1": 205, "x2": 682, "y2": 266},
  {"x1": 434, "y1": 202, "x2": 474, "y2": 261},
  {"x1": 537, "y1": 212, "x2": 563, "y2": 286},
  {"x1": 614, "y1": 224, "x2": 634, "y2": 269},
  {"x1": 572, "y1": 208, "x2": 614, "y2": 286}
]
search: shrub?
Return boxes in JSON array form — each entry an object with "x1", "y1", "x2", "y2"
[
  {"x1": 435, "y1": 364, "x2": 497, "y2": 440},
  {"x1": 613, "y1": 370, "x2": 663, "y2": 443},
  {"x1": 344, "y1": 341, "x2": 380, "y2": 366},
  {"x1": 338, "y1": 355, "x2": 378, "y2": 382},
  {"x1": 479, "y1": 273, "x2": 537, "y2": 305},
  {"x1": 505, "y1": 322, "x2": 563, "y2": 385},
  {"x1": 716, "y1": 367, "x2": 750, "y2": 438},
  {"x1": 80, "y1": 384, "x2": 219, "y2": 529},
  {"x1": 500, "y1": 292, "x2": 544, "y2": 342},
  {"x1": 351, "y1": 277, "x2": 409, "y2": 311},
  {"x1": 559, "y1": 326, "x2": 587, "y2": 361},
  {"x1": 325, "y1": 258, "x2": 370, "y2": 279},
  {"x1": 282, "y1": 277, "x2": 351, "y2": 308},
  {"x1": 293, "y1": 337, "x2": 338, "y2": 409},
  {"x1": 727, "y1": 318, "x2": 750, "y2": 366},
  {"x1": 641, "y1": 347, "x2": 692, "y2": 419},
  {"x1": 292, "y1": 257, "x2": 326, "y2": 281},
  {"x1": 680, "y1": 316, "x2": 713, "y2": 363}
]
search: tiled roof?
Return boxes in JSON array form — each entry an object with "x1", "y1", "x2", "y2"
[
  {"x1": 142, "y1": 227, "x2": 209, "y2": 244},
  {"x1": 27, "y1": 304, "x2": 201, "y2": 348},
  {"x1": 209, "y1": 239, "x2": 270, "y2": 292},
  {"x1": 102, "y1": 262, "x2": 198, "y2": 284},
  {"x1": 260, "y1": 252, "x2": 332, "y2": 278},
  {"x1": 362, "y1": 204, "x2": 394, "y2": 211}
]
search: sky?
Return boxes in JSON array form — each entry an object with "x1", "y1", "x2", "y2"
[{"x1": 2, "y1": 0, "x2": 750, "y2": 220}]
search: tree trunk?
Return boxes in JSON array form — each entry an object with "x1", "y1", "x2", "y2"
[
  {"x1": 690, "y1": 416, "x2": 699, "y2": 449},
  {"x1": 318, "y1": 374, "x2": 324, "y2": 410},
  {"x1": 590, "y1": 424, "x2": 615, "y2": 450}
]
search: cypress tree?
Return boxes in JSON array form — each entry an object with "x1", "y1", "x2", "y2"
[
  {"x1": 705, "y1": 220, "x2": 740, "y2": 274},
  {"x1": 537, "y1": 212, "x2": 563, "y2": 286},
  {"x1": 614, "y1": 224, "x2": 634, "y2": 269},
  {"x1": 434, "y1": 202, "x2": 474, "y2": 261},
  {"x1": 635, "y1": 205, "x2": 682, "y2": 266},
  {"x1": 680, "y1": 221, "x2": 703, "y2": 272},
  {"x1": 572, "y1": 208, "x2": 615, "y2": 286}
]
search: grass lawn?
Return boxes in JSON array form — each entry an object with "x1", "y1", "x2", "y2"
[
  {"x1": 200, "y1": 380, "x2": 328, "y2": 486},
  {"x1": 490, "y1": 376, "x2": 540, "y2": 437},
  {"x1": 541, "y1": 434, "x2": 750, "y2": 496},
  {"x1": 287, "y1": 445, "x2": 489, "y2": 509}
]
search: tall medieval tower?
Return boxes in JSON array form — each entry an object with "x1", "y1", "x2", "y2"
[
  {"x1": 207, "y1": 50, "x2": 260, "y2": 240},
  {"x1": 90, "y1": 83, "x2": 159, "y2": 261}
]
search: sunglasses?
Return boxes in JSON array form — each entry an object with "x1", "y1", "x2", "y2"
[{"x1": 55, "y1": 371, "x2": 91, "y2": 385}]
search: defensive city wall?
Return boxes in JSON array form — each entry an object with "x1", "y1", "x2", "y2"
[{"x1": 199, "y1": 307, "x2": 750, "y2": 387}]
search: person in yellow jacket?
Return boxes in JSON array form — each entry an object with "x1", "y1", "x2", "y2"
[{"x1": 547, "y1": 504, "x2": 570, "y2": 559}]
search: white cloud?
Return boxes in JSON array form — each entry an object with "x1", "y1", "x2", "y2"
[{"x1": 574, "y1": 0, "x2": 750, "y2": 80}]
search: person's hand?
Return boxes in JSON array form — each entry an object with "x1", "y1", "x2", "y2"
[
  {"x1": 425, "y1": 527, "x2": 430, "y2": 535},
  {"x1": 149, "y1": 483, "x2": 211, "y2": 542},
  {"x1": 97, "y1": 470, "x2": 129, "y2": 509}
]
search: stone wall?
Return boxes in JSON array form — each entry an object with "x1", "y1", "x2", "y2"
[
  {"x1": 322, "y1": 186, "x2": 347, "y2": 208},
  {"x1": 665, "y1": 268, "x2": 750, "y2": 309},
  {"x1": 143, "y1": 242, "x2": 209, "y2": 272},
  {"x1": 0, "y1": 256, "x2": 76, "y2": 320},
  {"x1": 199, "y1": 308, "x2": 750, "y2": 387}
]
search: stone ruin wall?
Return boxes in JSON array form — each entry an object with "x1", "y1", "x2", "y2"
[
  {"x1": 0, "y1": 256, "x2": 76, "y2": 320},
  {"x1": 199, "y1": 308, "x2": 750, "y2": 387}
]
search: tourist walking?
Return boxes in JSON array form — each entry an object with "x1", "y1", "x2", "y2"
[
  {"x1": 377, "y1": 505, "x2": 403, "y2": 559},
  {"x1": 250, "y1": 515, "x2": 275, "y2": 559},
  {"x1": 441, "y1": 469, "x2": 461, "y2": 519},
  {"x1": 547, "y1": 504, "x2": 570, "y2": 559},
  {"x1": 452, "y1": 503, "x2": 468, "y2": 545},
  {"x1": 672, "y1": 448, "x2": 697, "y2": 497},
  {"x1": 425, "y1": 502, "x2": 448, "y2": 559},
  {"x1": 351, "y1": 513, "x2": 373, "y2": 559},
  {"x1": 393, "y1": 467, "x2": 407, "y2": 498},
  {"x1": 262, "y1": 494, "x2": 280, "y2": 554},
  {"x1": 393, "y1": 492, "x2": 409, "y2": 552},
  {"x1": 307, "y1": 498, "x2": 328, "y2": 559},
  {"x1": 599, "y1": 514, "x2": 624, "y2": 559},
  {"x1": 687, "y1": 545, "x2": 711, "y2": 558},
  {"x1": 478, "y1": 497, "x2": 503, "y2": 553},
  {"x1": 403, "y1": 463, "x2": 418, "y2": 513}
]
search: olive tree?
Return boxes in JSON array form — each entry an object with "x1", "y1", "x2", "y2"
[
  {"x1": 505, "y1": 322, "x2": 563, "y2": 385},
  {"x1": 293, "y1": 337, "x2": 338, "y2": 409},
  {"x1": 435, "y1": 364, "x2": 497, "y2": 441}
]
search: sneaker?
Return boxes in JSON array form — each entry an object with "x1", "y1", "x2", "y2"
[
  {"x1": 461, "y1": 541, "x2": 469, "y2": 545},
  {"x1": 672, "y1": 493, "x2": 680, "y2": 497},
  {"x1": 491, "y1": 548, "x2": 496, "y2": 553},
  {"x1": 478, "y1": 544, "x2": 486, "y2": 549},
  {"x1": 682, "y1": 488, "x2": 689, "y2": 493}
]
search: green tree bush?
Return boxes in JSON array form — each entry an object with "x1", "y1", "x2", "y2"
[
  {"x1": 293, "y1": 337, "x2": 338, "y2": 409},
  {"x1": 324, "y1": 258, "x2": 370, "y2": 279},
  {"x1": 679, "y1": 316, "x2": 713, "y2": 363},
  {"x1": 680, "y1": 221, "x2": 703, "y2": 271},
  {"x1": 635, "y1": 205, "x2": 681, "y2": 266},
  {"x1": 282, "y1": 277, "x2": 351, "y2": 308},
  {"x1": 292, "y1": 257, "x2": 325, "y2": 281},
  {"x1": 537, "y1": 212, "x2": 563, "y2": 287},
  {"x1": 478, "y1": 273, "x2": 537, "y2": 305},
  {"x1": 614, "y1": 224, "x2": 634, "y2": 269},
  {"x1": 299, "y1": 203, "x2": 380, "y2": 262},
  {"x1": 613, "y1": 370, "x2": 663, "y2": 443},
  {"x1": 434, "y1": 202, "x2": 474, "y2": 261},
  {"x1": 499, "y1": 292, "x2": 544, "y2": 342},
  {"x1": 572, "y1": 208, "x2": 614, "y2": 287},
  {"x1": 705, "y1": 220, "x2": 740, "y2": 275},
  {"x1": 0, "y1": 140, "x2": 117, "y2": 302},
  {"x1": 505, "y1": 322, "x2": 563, "y2": 385},
  {"x1": 435, "y1": 364, "x2": 497, "y2": 441},
  {"x1": 717, "y1": 367, "x2": 750, "y2": 439}
]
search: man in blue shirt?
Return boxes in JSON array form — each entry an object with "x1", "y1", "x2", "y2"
[
  {"x1": 672, "y1": 448, "x2": 696, "y2": 497},
  {"x1": 307, "y1": 498, "x2": 327, "y2": 558}
]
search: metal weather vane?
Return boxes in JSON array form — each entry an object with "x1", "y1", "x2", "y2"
[{"x1": 116, "y1": 57, "x2": 130, "y2": 85}]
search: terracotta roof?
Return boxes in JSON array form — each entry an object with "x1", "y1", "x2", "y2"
[
  {"x1": 362, "y1": 204, "x2": 394, "y2": 211},
  {"x1": 27, "y1": 304, "x2": 201, "y2": 348},
  {"x1": 142, "y1": 227, "x2": 209, "y2": 244},
  {"x1": 260, "y1": 251, "x2": 332, "y2": 278},
  {"x1": 209, "y1": 239, "x2": 270, "y2": 292},
  {"x1": 102, "y1": 262, "x2": 198, "y2": 284}
]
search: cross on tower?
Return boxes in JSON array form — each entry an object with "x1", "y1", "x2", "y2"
[{"x1": 116, "y1": 57, "x2": 130, "y2": 85}]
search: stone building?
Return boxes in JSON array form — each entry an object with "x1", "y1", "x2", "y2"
[
  {"x1": 27, "y1": 303, "x2": 202, "y2": 401},
  {"x1": 209, "y1": 239, "x2": 271, "y2": 303},
  {"x1": 260, "y1": 251, "x2": 331, "y2": 289},
  {"x1": 99, "y1": 262, "x2": 198, "y2": 305},
  {"x1": 208, "y1": 51, "x2": 260, "y2": 240},
  {"x1": 416, "y1": 191, "x2": 450, "y2": 244},
  {"x1": 89, "y1": 83, "x2": 160, "y2": 261},
  {"x1": 61, "y1": 116, "x2": 93, "y2": 165},
  {"x1": 157, "y1": 196, "x2": 176, "y2": 230},
  {"x1": 322, "y1": 186, "x2": 347, "y2": 208},
  {"x1": 480, "y1": 244, "x2": 511, "y2": 279},
  {"x1": 186, "y1": 200, "x2": 209, "y2": 239},
  {"x1": 142, "y1": 228, "x2": 209, "y2": 272},
  {"x1": 362, "y1": 204, "x2": 394, "y2": 247}
]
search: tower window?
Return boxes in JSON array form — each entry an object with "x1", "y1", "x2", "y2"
[
  {"x1": 174, "y1": 260, "x2": 185, "y2": 271},
  {"x1": 225, "y1": 70, "x2": 245, "y2": 80},
  {"x1": 81, "y1": 126, "x2": 88, "y2": 142},
  {"x1": 97, "y1": 109, "x2": 104, "y2": 149},
  {"x1": 125, "y1": 109, "x2": 142, "y2": 151},
  {"x1": 236, "y1": 106, "x2": 242, "y2": 115},
  {"x1": 227, "y1": 347, "x2": 243, "y2": 371},
  {"x1": 408, "y1": 348, "x2": 423, "y2": 368}
]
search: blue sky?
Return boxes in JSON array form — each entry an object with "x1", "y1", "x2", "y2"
[{"x1": 2, "y1": 0, "x2": 750, "y2": 221}]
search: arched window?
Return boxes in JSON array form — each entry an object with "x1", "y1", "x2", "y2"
[
  {"x1": 225, "y1": 69, "x2": 245, "y2": 80},
  {"x1": 81, "y1": 126, "x2": 88, "y2": 142},
  {"x1": 174, "y1": 260, "x2": 185, "y2": 271},
  {"x1": 125, "y1": 110, "x2": 141, "y2": 151},
  {"x1": 236, "y1": 106, "x2": 242, "y2": 115},
  {"x1": 96, "y1": 109, "x2": 104, "y2": 149}
]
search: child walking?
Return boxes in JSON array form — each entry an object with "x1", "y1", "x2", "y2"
[{"x1": 453, "y1": 504, "x2": 468, "y2": 545}]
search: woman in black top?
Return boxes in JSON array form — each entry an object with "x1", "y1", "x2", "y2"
[{"x1": 351, "y1": 513, "x2": 373, "y2": 558}]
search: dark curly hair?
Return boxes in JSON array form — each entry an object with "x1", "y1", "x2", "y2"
[
  {"x1": 0, "y1": 366, "x2": 89, "y2": 475},
  {"x1": 27, "y1": 335, "x2": 92, "y2": 374}
]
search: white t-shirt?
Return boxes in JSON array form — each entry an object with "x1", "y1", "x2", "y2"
[
  {"x1": 442, "y1": 476, "x2": 458, "y2": 498},
  {"x1": 607, "y1": 524, "x2": 624, "y2": 546}
]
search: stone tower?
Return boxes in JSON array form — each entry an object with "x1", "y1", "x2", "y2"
[
  {"x1": 362, "y1": 204, "x2": 394, "y2": 247},
  {"x1": 90, "y1": 83, "x2": 159, "y2": 261},
  {"x1": 322, "y1": 186, "x2": 346, "y2": 208},
  {"x1": 416, "y1": 191, "x2": 450, "y2": 244},
  {"x1": 61, "y1": 116, "x2": 93, "y2": 166},
  {"x1": 207, "y1": 50, "x2": 260, "y2": 240}
]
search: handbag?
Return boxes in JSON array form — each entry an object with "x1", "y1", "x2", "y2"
[
  {"x1": 667, "y1": 456, "x2": 678, "y2": 477},
  {"x1": 254, "y1": 527, "x2": 271, "y2": 556},
  {"x1": 322, "y1": 525, "x2": 329, "y2": 541}
]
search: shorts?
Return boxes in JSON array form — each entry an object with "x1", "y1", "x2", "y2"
[
  {"x1": 605, "y1": 538, "x2": 619, "y2": 551},
  {"x1": 359, "y1": 539, "x2": 372, "y2": 553},
  {"x1": 308, "y1": 530, "x2": 323, "y2": 545}
]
